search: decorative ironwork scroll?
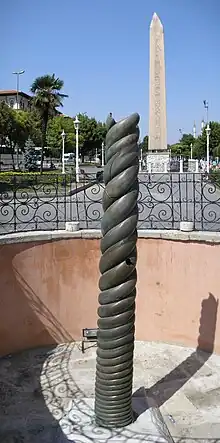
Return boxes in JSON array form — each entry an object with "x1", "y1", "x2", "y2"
[
  {"x1": 95, "y1": 113, "x2": 140, "y2": 428},
  {"x1": 2, "y1": 172, "x2": 220, "y2": 234}
]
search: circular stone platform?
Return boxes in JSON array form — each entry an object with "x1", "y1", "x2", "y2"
[{"x1": 0, "y1": 341, "x2": 220, "y2": 442}]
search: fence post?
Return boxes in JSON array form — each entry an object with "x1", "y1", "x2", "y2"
[
  {"x1": 164, "y1": 161, "x2": 168, "y2": 173},
  {"x1": 13, "y1": 174, "x2": 17, "y2": 232},
  {"x1": 180, "y1": 159, "x2": 183, "y2": 173}
]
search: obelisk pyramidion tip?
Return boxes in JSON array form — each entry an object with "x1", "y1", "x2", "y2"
[{"x1": 150, "y1": 12, "x2": 163, "y2": 29}]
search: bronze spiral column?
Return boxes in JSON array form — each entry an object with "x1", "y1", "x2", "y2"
[{"x1": 95, "y1": 113, "x2": 140, "y2": 428}]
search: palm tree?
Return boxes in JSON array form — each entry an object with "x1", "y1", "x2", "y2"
[{"x1": 30, "y1": 74, "x2": 68, "y2": 173}]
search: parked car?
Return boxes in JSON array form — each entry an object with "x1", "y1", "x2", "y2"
[{"x1": 64, "y1": 153, "x2": 74, "y2": 163}]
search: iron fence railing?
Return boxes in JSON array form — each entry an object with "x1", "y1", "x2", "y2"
[{"x1": 0, "y1": 172, "x2": 220, "y2": 234}]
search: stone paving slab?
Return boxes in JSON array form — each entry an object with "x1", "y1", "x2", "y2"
[{"x1": 1, "y1": 341, "x2": 220, "y2": 442}]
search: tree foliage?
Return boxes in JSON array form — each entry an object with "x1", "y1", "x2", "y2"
[
  {"x1": 0, "y1": 100, "x2": 107, "y2": 168},
  {"x1": 170, "y1": 143, "x2": 183, "y2": 157},
  {"x1": 0, "y1": 103, "x2": 31, "y2": 169},
  {"x1": 139, "y1": 135, "x2": 148, "y2": 153},
  {"x1": 31, "y1": 74, "x2": 68, "y2": 172},
  {"x1": 213, "y1": 145, "x2": 220, "y2": 158},
  {"x1": 193, "y1": 122, "x2": 220, "y2": 159},
  {"x1": 27, "y1": 110, "x2": 42, "y2": 146},
  {"x1": 46, "y1": 113, "x2": 106, "y2": 160},
  {"x1": 170, "y1": 133, "x2": 195, "y2": 158},
  {"x1": 180, "y1": 133, "x2": 195, "y2": 147},
  {"x1": 47, "y1": 115, "x2": 75, "y2": 157},
  {"x1": 0, "y1": 102, "x2": 14, "y2": 147},
  {"x1": 77, "y1": 113, "x2": 106, "y2": 161}
]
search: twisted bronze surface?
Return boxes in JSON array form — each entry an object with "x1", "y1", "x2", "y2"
[{"x1": 95, "y1": 113, "x2": 140, "y2": 428}]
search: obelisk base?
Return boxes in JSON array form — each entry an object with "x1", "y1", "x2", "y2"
[{"x1": 147, "y1": 151, "x2": 169, "y2": 173}]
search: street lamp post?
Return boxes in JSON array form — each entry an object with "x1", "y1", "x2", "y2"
[
  {"x1": 190, "y1": 143, "x2": 193, "y2": 160},
  {"x1": 61, "y1": 129, "x2": 66, "y2": 174},
  {"x1": 101, "y1": 141, "x2": 105, "y2": 167},
  {"x1": 193, "y1": 122, "x2": 196, "y2": 139},
  {"x1": 74, "y1": 115, "x2": 80, "y2": 183},
  {"x1": 139, "y1": 147, "x2": 143, "y2": 172},
  {"x1": 203, "y1": 100, "x2": 209, "y2": 124},
  {"x1": 12, "y1": 70, "x2": 25, "y2": 110},
  {"x1": 178, "y1": 128, "x2": 183, "y2": 162},
  {"x1": 206, "y1": 124, "x2": 211, "y2": 173},
  {"x1": 16, "y1": 145, "x2": 19, "y2": 170}
]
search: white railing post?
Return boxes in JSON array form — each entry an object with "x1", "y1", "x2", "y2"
[
  {"x1": 164, "y1": 161, "x2": 168, "y2": 173},
  {"x1": 195, "y1": 159, "x2": 199, "y2": 173}
]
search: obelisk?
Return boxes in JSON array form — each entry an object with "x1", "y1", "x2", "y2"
[{"x1": 148, "y1": 13, "x2": 168, "y2": 172}]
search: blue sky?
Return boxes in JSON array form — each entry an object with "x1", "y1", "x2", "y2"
[{"x1": 1, "y1": 0, "x2": 219, "y2": 143}]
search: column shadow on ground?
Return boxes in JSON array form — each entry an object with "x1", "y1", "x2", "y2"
[{"x1": 132, "y1": 293, "x2": 218, "y2": 414}]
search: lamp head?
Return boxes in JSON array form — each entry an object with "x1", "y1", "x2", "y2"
[
  {"x1": 74, "y1": 115, "x2": 80, "y2": 129},
  {"x1": 206, "y1": 124, "x2": 211, "y2": 136},
  {"x1": 12, "y1": 70, "x2": 25, "y2": 75}
]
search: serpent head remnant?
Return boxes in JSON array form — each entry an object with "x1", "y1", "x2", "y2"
[{"x1": 95, "y1": 113, "x2": 140, "y2": 428}]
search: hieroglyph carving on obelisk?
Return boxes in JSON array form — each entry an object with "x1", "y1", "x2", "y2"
[{"x1": 148, "y1": 13, "x2": 167, "y2": 152}]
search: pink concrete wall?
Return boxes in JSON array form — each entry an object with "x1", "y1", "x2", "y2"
[{"x1": 0, "y1": 237, "x2": 219, "y2": 356}]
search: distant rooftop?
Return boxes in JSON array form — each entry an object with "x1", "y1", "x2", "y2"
[
  {"x1": 0, "y1": 90, "x2": 63, "y2": 114},
  {"x1": 0, "y1": 90, "x2": 31, "y2": 99}
]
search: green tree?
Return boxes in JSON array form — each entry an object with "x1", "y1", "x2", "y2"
[
  {"x1": 180, "y1": 133, "x2": 195, "y2": 146},
  {"x1": 170, "y1": 133, "x2": 196, "y2": 158},
  {"x1": 139, "y1": 135, "x2": 148, "y2": 153},
  {"x1": 27, "y1": 110, "x2": 42, "y2": 146},
  {"x1": 179, "y1": 133, "x2": 195, "y2": 158},
  {"x1": 14, "y1": 110, "x2": 31, "y2": 145},
  {"x1": 78, "y1": 113, "x2": 106, "y2": 162},
  {"x1": 0, "y1": 101, "x2": 13, "y2": 149},
  {"x1": 0, "y1": 103, "x2": 30, "y2": 169},
  {"x1": 170, "y1": 143, "x2": 182, "y2": 157},
  {"x1": 193, "y1": 122, "x2": 220, "y2": 159},
  {"x1": 47, "y1": 115, "x2": 75, "y2": 158},
  {"x1": 213, "y1": 144, "x2": 220, "y2": 158},
  {"x1": 192, "y1": 137, "x2": 205, "y2": 160},
  {"x1": 46, "y1": 113, "x2": 106, "y2": 162},
  {"x1": 31, "y1": 74, "x2": 68, "y2": 172}
]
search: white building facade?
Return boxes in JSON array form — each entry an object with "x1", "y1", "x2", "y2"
[{"x1": 0, "y1": 90, "x2": 32, "y2": 111}]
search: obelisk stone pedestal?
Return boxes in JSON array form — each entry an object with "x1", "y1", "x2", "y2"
[{"x1": 146, "y1": 152, "x2": 169, "y2": 173}]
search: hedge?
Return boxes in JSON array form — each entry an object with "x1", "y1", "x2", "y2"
[{"x1": 0, "y1": 171, "x2": 76, "y2": 192}]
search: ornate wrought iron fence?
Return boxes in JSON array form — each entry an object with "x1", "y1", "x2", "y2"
[{"x1": 1, "y1": 172, "x2": 220, "y2": 234}]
